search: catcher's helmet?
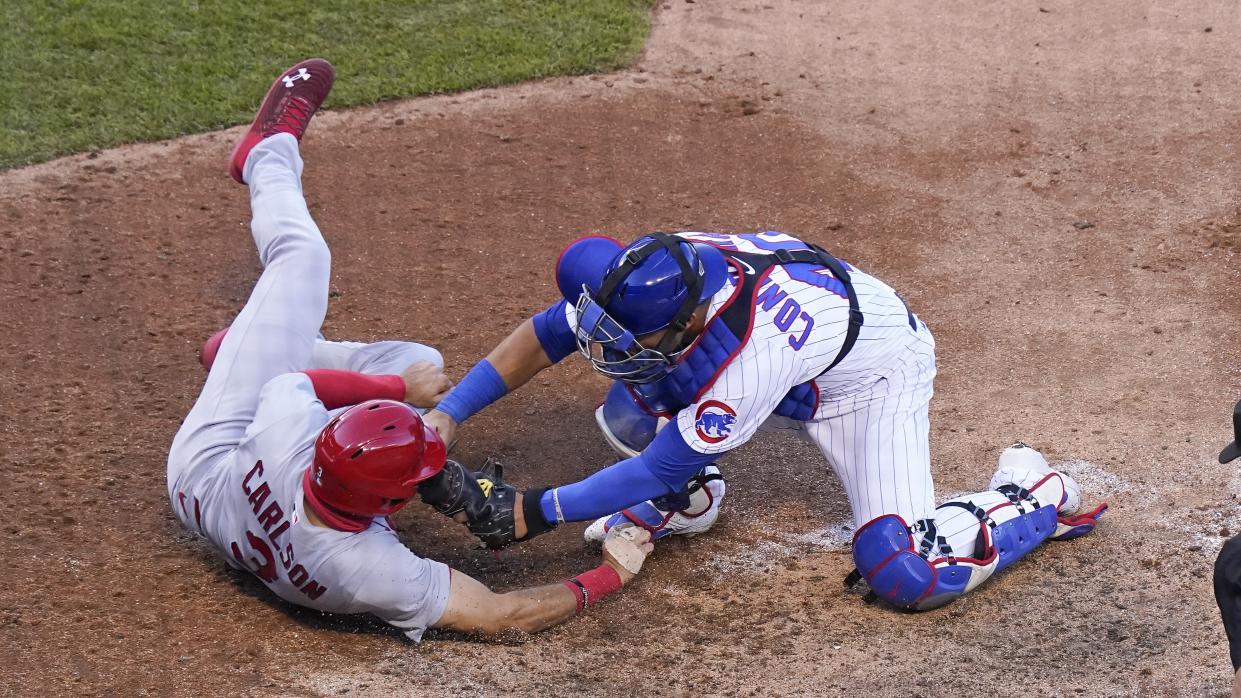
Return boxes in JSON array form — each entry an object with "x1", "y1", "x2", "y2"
[
  {"x1": 556, "y1": 233, "x2": 728, "y2": 383},
  {"x1": 304, "y1": 399, "x2": 446, "y2": 526}
]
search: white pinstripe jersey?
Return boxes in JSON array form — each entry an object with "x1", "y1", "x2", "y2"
[{"x1": 670, "y1": 232, "x2": 931, "y2": 455}]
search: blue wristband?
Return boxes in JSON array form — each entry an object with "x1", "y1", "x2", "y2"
[{"x1": 436, "y1": 359, "x2": 508, "y2": 424}]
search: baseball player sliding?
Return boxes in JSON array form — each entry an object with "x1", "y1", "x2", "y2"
[
  {"x1": 425, "y1": 232, "x2": 1108, "y2": 610},
  {"x1": 167, "y1": 59, "x2": 653, "y2": 641}
]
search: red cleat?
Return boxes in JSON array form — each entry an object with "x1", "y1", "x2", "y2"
[{"x1": 229, "y1": 58, "x2": 336, "y2": 184}]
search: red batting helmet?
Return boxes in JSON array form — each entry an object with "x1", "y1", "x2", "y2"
[{"x1": 303, "y1": 400, "x2": 447, "y2": 527}]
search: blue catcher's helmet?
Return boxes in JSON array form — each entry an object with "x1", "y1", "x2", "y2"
[
  {"x1": 555, "y1": 233, "x2": 729, "y2": 384},
  {"x1": 555, "y1": 236, "x2": 623, "y2": 301}
]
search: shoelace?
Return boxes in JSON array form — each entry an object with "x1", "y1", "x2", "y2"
[{"x1": 268, "y1": 96, "x2": 315, "y2": 138}]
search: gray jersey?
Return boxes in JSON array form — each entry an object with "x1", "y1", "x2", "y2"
[{"x1": 172, "y1": 359, "x2": 450, "y2": 641}]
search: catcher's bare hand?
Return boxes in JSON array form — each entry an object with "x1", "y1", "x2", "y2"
[
  {"x1": 421, "y1": 408, "x2": 458, "y2": 449},
  {"x1": 602, "y1": 526, "x2": 654, "y2": 584},
  {"x1": 401, "y1": 361, "x2": 451, "y2": 408}
]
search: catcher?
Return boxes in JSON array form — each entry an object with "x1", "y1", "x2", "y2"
[
  {"x1": 425, "y1": 231, "x2": 1107, "y2": 611},
  {"x1": 167, "y1": 59, "x2": 652, "y2": 642}
]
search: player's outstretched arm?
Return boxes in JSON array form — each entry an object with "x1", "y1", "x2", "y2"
[
  {"x1": 432, "y1": 527, "x2": 652, "y2": 636},
  {"x1": 424, "y1": 317, "x2": 554, "y2": 445},
  {"x1": 452, "y1": 430, "x2": 711, "y2": 550},
  {"x1": 485, "y1": 318, "x2": 556, "y2": 390}
]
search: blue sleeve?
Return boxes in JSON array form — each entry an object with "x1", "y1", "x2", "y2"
[
  {"x1": 539, "y1": 426, "x2": 716, "y2": 522},
  {"x1": 531, "y1": 300, "x2": 577, "y2": 364},
  {"x1": 434, "y1": 359, "x2": 507, "y2": 425}
]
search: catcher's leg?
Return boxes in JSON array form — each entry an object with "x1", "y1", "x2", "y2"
[
  {"x1": 168, "y1": 134, "x2": 330, "y2": 498},
  {"x1": 804, "y1": 346, "x2": 939, "y2": 532},
  {"x1": 813, "y1": 388, "x2": 1106, "y2": 610},
  {"x1": 585, "y1": 381, "x2": 726, "y2": 542},
  {"x1": 851, "y1": 443, "x2": 1104, "y2": 610},
  {"x1": 806, "y1": 337, "x2": 1105, "y2": 610}
]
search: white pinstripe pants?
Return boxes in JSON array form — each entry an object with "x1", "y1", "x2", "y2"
[
  {"x1": 766, "y1": 331, "x2": 1015, "y2": 559},
  {"x1": 802, "y1": 349, "x2": 937, "y2": 529}
]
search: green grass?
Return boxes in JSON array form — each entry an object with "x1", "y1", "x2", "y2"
[{"x1": 0, "y1": 0, "x2": 654, "y2": 169}]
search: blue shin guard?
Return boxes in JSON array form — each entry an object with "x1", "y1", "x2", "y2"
[
  {"x1": 852, "y1": 513, "x2": 1000, "y2": 610},
  {"x1": 852, "y1": 471, "x2": 1075, "y2": 610}
]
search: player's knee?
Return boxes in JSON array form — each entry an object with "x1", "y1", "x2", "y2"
[
  {"x1": 288, "y1": 235, "x2": 330, "y2": 271},
  {"x1": 253, "y1": 218, "x2": 331, "y2": 272},
  {"x1": 392, "y1": 342, "x2": 443, "y2": 374},
  {"x1": 852, "y1": 514, "x2": 997, "y2": 611},
  {"x1": 277, "y1": 240, "x2": 330, "y2": 281},
  {"x1": 596, "y1": 381, "x2": 666, "y2": 458},
  {"x1": 419, "y1": 345, "x2": 444, "y2": 369}
]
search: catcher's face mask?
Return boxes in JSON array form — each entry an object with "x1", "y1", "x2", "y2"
[
  {"x1": 573, "y1": 291, "x2": 688, "y2": 384},
  {"x1": 573, "y1": 234, "x2": 703, "y2": 385}
]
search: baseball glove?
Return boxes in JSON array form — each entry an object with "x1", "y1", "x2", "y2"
[
  {"x1": 463, "y1": 459, "x2": 555, "y2": 550},
  {"x1": 418, "y1": 459, "x2": 489, "y2": 518}
]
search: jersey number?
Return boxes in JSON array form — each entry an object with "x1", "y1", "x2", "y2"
[{"x1": 231, "y1": 530, "x2": 277, "y2": 583}]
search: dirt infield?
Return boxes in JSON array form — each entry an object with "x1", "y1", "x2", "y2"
[{"x1": 3, "y1": 1, "x2": 1240, "y2": 696}]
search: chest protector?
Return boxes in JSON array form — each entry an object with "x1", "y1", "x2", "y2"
[{"x1": 628, "y1": 243, "x2": 863, "y2": 421}]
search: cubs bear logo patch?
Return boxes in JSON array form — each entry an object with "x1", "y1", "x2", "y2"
[{"x1": 694, "y1": 400, "x2": 737, "y2": 444}]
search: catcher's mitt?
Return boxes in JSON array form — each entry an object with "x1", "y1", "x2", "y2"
[
  {"x1": 418, "y1": 459, "x2": 489, "y2": 518},
  {"x1": 463, "y1": 459, "x2": 555, "y2": 550}
]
